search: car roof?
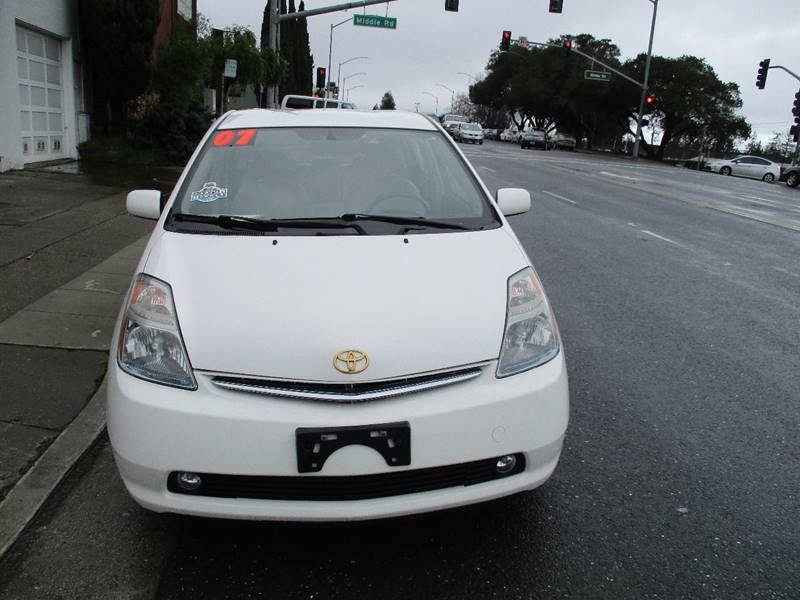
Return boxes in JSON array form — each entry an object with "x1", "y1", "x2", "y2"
[{"x1": 219, "y1": 109, "x2": 438, "y2": 131}]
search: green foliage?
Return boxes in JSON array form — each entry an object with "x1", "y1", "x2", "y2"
[
  {"x1": 131, "y1": 21, "x2": 213, "y2": 162},
  {"x1": 274, "y1": 0, "x2": 313, "y2": 99},
  {"x1": 78, "y1": 0, "x2": 160, "y2": 135},
  {"x1": 77, "y1": 136, "x2": 165, "y2": 165},
  {"x1": 380, "y1": 91, "x2": 397, "y2": 110}
]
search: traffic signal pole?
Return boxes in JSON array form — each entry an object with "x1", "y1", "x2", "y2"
[
  {"x1": 632, "y1": 0, "x2": 659, "y2": 162},
  {"x1": 264, "y1": 0, "x2": 398, "y2": 108}
]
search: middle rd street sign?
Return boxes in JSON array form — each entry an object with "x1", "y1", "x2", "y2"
[
  {"x1": 353, "y1": 14, "x2": 397, "y2": 29},
  {"x1": 585, "y1": 69, "x2": 611, "y2": 82},
  {"x1": 224, "y1": 59, "x2": 238, "y2": 79}
]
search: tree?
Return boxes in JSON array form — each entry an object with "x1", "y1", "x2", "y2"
[
  {"x1": 261, "y1": 0, "x2": 313, "y2": 103},
  {"x1": 619, "y1": 54, "x2": 750, "y2": 159},
  {"x1": 79, "y1": 0, "x2": 160, "y2": 135},
  {"x1": 380, "y1": 91, "x2": 396, "y2": 110}
]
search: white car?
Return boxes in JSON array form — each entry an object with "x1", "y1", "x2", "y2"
[
  {"x1": 454, "y1": 122, "x2": 484, "y2": 144},
  {"x1": 110, "y1": 109, "x2": 569, "y2": 521},
  {"x1": 704, "y1": 155, "x2": 780, "y2": 183},
  {"x1": 441, "y1": 113, "x2": 467, "y2": 136}
]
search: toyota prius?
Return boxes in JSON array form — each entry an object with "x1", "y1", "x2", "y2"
[{"x1": 108, "y1": 108, "x2": 569, "y2": 521}]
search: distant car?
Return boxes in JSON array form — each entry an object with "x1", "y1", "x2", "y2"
[
  {"x1": 521, "y1": 129, "x2": 549, "y2": 150},
  {"x1": 553, "y1": 133, "x2": 576, "y2": 151},
  {"x1": 782, "y1": 165, "x2": 799, "y2": 188},
  {"x1": 281, "y1": 95, "x2": 355, "y2": 110},
  {"x1": 483, "y1": 128, "x2": 499, "y2": 141},
  {"x1": 501, "y1": 129, "x2": 521, "y2": 143},
  {"x1": 454, "y1": 122, "x2": 484, "y2": 144},
  {"x1": 442, "y1": 114, "x2": 468, "y2": 136},
  {"x1": 703, "y1": 155, "x2": 780, "y2": 183}
]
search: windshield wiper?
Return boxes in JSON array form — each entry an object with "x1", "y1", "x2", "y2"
[
  {"x1": 171, "y1": 214, "x2": 366, "y2": 234},
  {"x1": 339, "y1": 213, "x2": 471, "y2": 231}
]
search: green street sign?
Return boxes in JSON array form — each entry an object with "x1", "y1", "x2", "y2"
[
  {"x1": 353, "y1": 14, "x2": 397, "y2": 29},
  {"x1": 584, "y1": 70, "x2": 611, "y2": 82}
]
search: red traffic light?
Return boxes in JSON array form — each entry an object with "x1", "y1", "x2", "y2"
[
  {"x1": 645, "y1": 94, "x2": 655, "y2": 105},
  {"x1": 563, "y1": 38, "x2": 572, "y2": 50},
  {"x1": 500, "y1": 30, "x2": 512, "y2": 51}
]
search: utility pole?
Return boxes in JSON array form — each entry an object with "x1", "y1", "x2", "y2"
[{"x1": 632, "y1": 0, "x2": 659, "y2": 161}]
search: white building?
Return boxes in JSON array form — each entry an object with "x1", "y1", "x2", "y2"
[{"x1": 0, "y1": 0, "x2": 87, "y2": 172}]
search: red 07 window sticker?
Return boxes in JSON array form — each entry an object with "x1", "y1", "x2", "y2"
[{"x1": 211, "y1": 129, "x2": 257, "y2": 147}]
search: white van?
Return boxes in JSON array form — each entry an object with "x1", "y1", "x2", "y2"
[{"x1": 281, "y1": 95, "x2": 356, "y2": 110}]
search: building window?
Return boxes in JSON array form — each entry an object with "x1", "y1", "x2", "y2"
[
  {"x1": 35, "y1": 137, "x2": 48, "y2": 153},
  {"x1": 52, "y1": 137, "x2": 62, "y2": 152},
  {"x1": 22, "y1": 138, "x2": 31, "y2": 155},
  {"x1": 177, "y1": 0, "x2": 192, "y2": 20}
]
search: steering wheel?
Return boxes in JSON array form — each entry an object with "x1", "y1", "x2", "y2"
[{"x1": 364, "y1": 192, "x2": 428, "y2": 216}]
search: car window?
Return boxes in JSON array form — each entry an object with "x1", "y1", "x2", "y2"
[
  {"x1": 751, "y1": 158, "x2": 770, "y2": 165},
  {"x1": 169, "y1": 127, "x2": 500, "y2": 235},
  {"x1": 283, "y1": 97, "x2": 314, "y2": 109},
  {"x1": 739, "y1": 157, "x2": 757, "y2": 164}
]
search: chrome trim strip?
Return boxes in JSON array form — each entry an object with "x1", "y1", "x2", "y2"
[{"x1": 211, "y1": 369, "x2": 482, "y2": 402}]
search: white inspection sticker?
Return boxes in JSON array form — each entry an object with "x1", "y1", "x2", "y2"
[{"x1": 190, "y1": 182, "x2": 228, "y2": 203}]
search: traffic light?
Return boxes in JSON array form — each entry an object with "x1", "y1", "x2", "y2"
[
  {"x1": 316, "y1": 67, "x2": 326, "y2": 91},
  {"x1": 563, "y1": 37, "x2": 572, "y2": 52},
  {"x1": 500, "y1": 30, "x2": 511, "y2": 51},
  {"x1": 793, "y1": 89, "x2": 800, "y2": 123},
  {"x1": 549, "y1": 0, "x2": 563, "y2": 13},
  {"x1": 644, "y1": 93, "x2": 655, "y2": 112},
  {"x1": 756, "y1": 58, "x2": 770, "y2": 89},
  {"x1": 444, "y1": 0, "x2": 459, "y2": 11}
]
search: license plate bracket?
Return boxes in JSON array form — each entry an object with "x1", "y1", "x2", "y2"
[{"x1": 295, "y1": 422, "x2": 411, "y2": 473}]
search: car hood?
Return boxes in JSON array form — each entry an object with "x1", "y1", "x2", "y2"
[{"x1": 142, "y1": 228, "x2": 528, "y2": 381}]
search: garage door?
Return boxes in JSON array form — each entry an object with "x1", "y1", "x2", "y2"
[{"x1": 16, "y1": 26, "x2": 64, "y2": 162}]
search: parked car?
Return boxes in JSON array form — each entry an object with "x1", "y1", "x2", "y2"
[
  {"x1": 553, "y1": 133, "x2": 577, "y2": 151},
  {"x1": 703, "y1": 155, "x2": 780, "y2": 183},
  {"x1": 454, "y1": 122, "x2": 484, "y2": 144},
  {"x1": 521, "y1": 129, "x2": 549, "y2": 150},
  {"x1": 281, "y1": 95, "x2": 355, "y2": 110},
  {"x1": 441, "y1": 113, "x2": 468, "y2": 136},
  {"x1": 483, "y1": 128, "x2": 499, "y2": 141},
  {"x1": 781, "y1": 165, "x2": 799, "y2": 188},
  {"x1": 501, "y1": 129, "x2": 521, "y2": 143},
  {"x1": 112, "y1": 109, "x2": 569, "y2": 522}
]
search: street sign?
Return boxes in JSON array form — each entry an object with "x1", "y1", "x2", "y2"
[
  {"x1": 353, "y1": 14, "x2": 397, "y2": 29},
  {"x1": 584, "y1": 69, "x2": 610, "y2": 82},
  {"x1": 517, "y1": 36, "x2": 529, "y2": 48},
  {"x1": 224, "y1": 59, "x2": 238, "y2": 79}
]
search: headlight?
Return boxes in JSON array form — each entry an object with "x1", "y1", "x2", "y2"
[
  {"x1": 497, "y1": 267, "x2": 560, "y2": 378},
  {"x1": 117, "y1": 274, "x2": 196, "y2": 390}
]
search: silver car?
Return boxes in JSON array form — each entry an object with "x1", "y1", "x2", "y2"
[
  {"x1": 455, "y1": 122, "x2": 484, "y2": 144},
  {"x1": 704, "y1": 155, "x2": 781, "y2": 183}
]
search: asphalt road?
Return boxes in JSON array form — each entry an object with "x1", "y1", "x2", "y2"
[{"x1": 1, "y1": 144, "x2": 798, "y2": 599}]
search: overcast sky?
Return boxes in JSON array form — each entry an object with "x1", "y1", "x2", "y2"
[{"x1": 200, "y1": 0, "x2": 800, "y2": 141}]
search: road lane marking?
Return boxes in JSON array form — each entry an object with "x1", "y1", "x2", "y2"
[
  {"x1": 541, "y1": 190, "x2": 577, "y2": 205},
  {"x1": 730, "y1": 206, "x2": 774, "y2": 216},
  {"x1": 599, "y1": 171, "x2": 640, "y2": 181},
  {"x1": 640, "y1": 230, "x2": 685, "y2": 247},
  {"x1": 479, "y1": 166, "x2": 497, "y2": 173},
  {"x1": 733, "y1": 195, "x2": 780, "y2": 206}
]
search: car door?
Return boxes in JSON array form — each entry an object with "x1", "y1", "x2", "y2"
[
  {"x1": 731, "y1": 158, "x2": 753, "y2": 178},
  {"x1": 749, "y1": 157, "x2": 771, "y2": 179}
]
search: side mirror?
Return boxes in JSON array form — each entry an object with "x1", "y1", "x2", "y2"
[
  {"x1": 496, "y1": 188, "x2": 531, "y2": 216},
  {"x1": 127, "y1": 190, "x2": 162, "y2": 220}
]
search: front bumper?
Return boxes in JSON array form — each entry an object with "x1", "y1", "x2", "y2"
[{"x1": 107, "y1": 355, "x2": 569, "y2": 521}]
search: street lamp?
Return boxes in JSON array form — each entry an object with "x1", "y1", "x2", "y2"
[
  {"x1": 337, "y1": 56, "x2": 368, "y2": 99},
  {"x1": 346, "y1": 84, "x2": 364, "y2": 102},
  {"x1": 422, "y1": 91, "x2": 439, "y2": 116},
  {"x1": 457, "y1": 72, "x2": 476, "y2": 82},
  {"x1": 632, "y1": 0, "x2": 659, "y2": 162},
  {"x1": 326, "y1": 16, "x2": 353, "y2": 98},
  {"x1": 435, "y1": 83, "x2": 455, "y2": 113},
  {"x1": 342, "y1": 72, "x2": 366, "y2": 97}
]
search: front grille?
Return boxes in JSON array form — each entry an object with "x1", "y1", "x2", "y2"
[
  {"x1": 211, "y1": 367, "x2": 483, "y2": 403},
  {"x1": 167, "y1": 454, "x2": 525, "y2": 501}
]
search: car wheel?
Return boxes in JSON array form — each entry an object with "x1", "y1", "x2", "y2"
[
  {"x1": 720, "y1": 166, "x2": 732, "y2": 176},
  {"x1": 787, "y1": 173, "x2": 799, "y2": 188},
  {"x1": 762, "y1": 173, "x2": 775, "y2": 183},
  {"x1": 479, "y1": 140, "x2": 483, "y2": 145}
]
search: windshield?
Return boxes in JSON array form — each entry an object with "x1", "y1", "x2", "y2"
[
  {"x1": 168, "y1": 127, "x2": 499, "y2": 235},
  {"x1": 444, "y1": 115, "x2": 466, "y2": 123},
  {"x1": 462, "y1": 123, "x2": 481, "y2": 131}
]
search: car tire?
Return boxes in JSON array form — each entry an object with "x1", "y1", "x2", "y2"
[
  {"x1": 787, "y1": 173, "x2": 799, "y2": 188},
  {"x1": 479, "y1": 141, "x2": 483, "y2": 145},
  {"x1": 762, "y1": 173, "x2": 775, "y2": 183},
  {"x1": 720, "y1": 166, "x2": 732, "y2": 176}
]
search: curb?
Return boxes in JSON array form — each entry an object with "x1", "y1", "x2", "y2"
[{"x1": 0, "y1": 380, "x2": 107, "y2": 560}]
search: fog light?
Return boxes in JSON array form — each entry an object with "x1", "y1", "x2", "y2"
[
  {"x1": 176, "y1": 471, "x2": 202, "y2": 491},
  {"x1": 495, "y1": 455, "x2": 517, "y2": 475}
]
